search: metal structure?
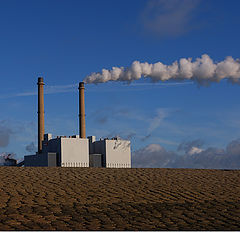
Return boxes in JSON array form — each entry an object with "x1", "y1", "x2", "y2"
[{"x1": 37, "y1": 77, "x2": 45, "y2": 153}]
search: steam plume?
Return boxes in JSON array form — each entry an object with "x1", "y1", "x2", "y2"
[{"x1": 84, "y1": 54, "x2": 240, "y2": 85}]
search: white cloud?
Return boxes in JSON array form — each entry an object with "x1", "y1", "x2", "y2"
[
  {"x1": 178, "y1": 139, "x2": 204, "y2": 154},
  {"x1": 188, "y1": 146, "x2": 203, "y2": 155},
  {"x1": 132, "y1": 138, "x2": 240, "y2": 169},
  {"x1": 226, "y1": 139, "x2": 240, "y2": 156},
  {"x1": 148, "y1": 108, "x2": 168, "y2": 133},
  {"x1": 0, "y1": 84, "x2": 78, "y2": 99},
  {"x1": 141, "y1": 0, "x2": 201, "y2": 37},
  {"x1": 25, "y1": 142, "x2": 37, "y2": 154},
  {"x1": 145, "y1": 143, "x2": 164, "y2": 152},
  {"x1": 133, "y1": 143, "x2": 178, "y2": 168},
  {"x1": 0, "y1": 120, "x2": 12, "y2": 147}
]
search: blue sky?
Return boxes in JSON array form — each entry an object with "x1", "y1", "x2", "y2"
[{"x1": 0, "y1": 0, "x2": 240, "y2": 167}]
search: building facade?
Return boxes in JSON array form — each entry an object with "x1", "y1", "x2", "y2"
[{"x1": 24, "y1": 134, "x2": 131, "y2": 168}]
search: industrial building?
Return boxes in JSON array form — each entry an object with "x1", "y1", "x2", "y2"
[{"x1": 24, "y1": 78, "x2": 131, "y2": 168}]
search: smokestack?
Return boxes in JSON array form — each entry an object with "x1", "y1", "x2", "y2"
[
  {"x1": 79, "y1": 82, "x2": 86, "y2": 138},
  {"x1": 37, "y1": 77, "x2": 45, "y2": 153}
]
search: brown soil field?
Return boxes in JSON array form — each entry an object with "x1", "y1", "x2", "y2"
[{"x1": 0, "y1": 167, "x2": 240, "y2": 231}]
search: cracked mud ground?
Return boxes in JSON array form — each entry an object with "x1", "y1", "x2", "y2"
[{"x1": 0, "y1": 167, "x2": 240, "y2": 231}]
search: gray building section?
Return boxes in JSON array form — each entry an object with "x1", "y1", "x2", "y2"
[
  {"x1": 48, "y1": 153, "x2": 58, "y2": 167},
  {"x1": 24, "y1": 152, "x2": 57, "y2": 167},
  {"x1": 89, "y1": 154, "x2": 102, "y2": 167}
]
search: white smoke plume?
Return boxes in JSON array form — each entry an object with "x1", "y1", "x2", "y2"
[{"x1": 84, "y1": 54, "x2": 240, "y2": 85}]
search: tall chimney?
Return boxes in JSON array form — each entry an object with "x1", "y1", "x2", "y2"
[
  {"x1": 79, "y1": 82, "x2": 86, "y2": 138},
  {"x1": 38, "y1": 77, "x2": 45, "y2": 153}
]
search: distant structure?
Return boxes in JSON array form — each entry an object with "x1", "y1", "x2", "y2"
[
  {"x1": 0, "y1": 154, "x2": 17, "y2": 166},
  {"x1": 24, "y1": 78, "x2": 131, "y2": 168}
]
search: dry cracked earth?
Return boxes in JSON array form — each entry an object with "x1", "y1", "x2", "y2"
[{"x1": 0, "y1": 167, "x2": 240, "y2": 231}]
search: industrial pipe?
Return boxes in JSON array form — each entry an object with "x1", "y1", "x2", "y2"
[
  {"x1": 79, "y1": 82, "x2": 86, "y2": 138},
  {"x1": 38, "y1": 77, "x2": 45, "y2": 153}
]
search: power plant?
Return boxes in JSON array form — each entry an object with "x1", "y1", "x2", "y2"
[{"x1": 24, "y1": 78, "x2": 131, "y2": 168}]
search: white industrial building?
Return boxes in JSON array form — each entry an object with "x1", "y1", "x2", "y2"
[
  {"x1": 24, "y1": 78, "x2": 131, "y2": 168},
  {"x1": 25, "y1": 134, "x2": 131, "y2": 168},
  {"x1": 89, "y1": 136, "x2": 131, "y2": 168}
]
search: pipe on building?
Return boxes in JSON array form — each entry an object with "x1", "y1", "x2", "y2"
[
  {"x1": 79, "y1": 82, "x2": 86, "y2": 138},
  {"x1": 38, "y1": 77, "x2": 45, "y2": 153}
]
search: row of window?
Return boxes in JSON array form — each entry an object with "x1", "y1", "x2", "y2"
[
  {"x1": 62, "y1": 162, "x2": 88, "y2": 167},
  {"x1": 106, "y1": 163, "x2": 131, "y2": 168},
  {"x1": 61, "y1": 162, "x2": 131, "y2": 168}
]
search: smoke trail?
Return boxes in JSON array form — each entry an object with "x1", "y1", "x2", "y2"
[{"x1": 84, "y1": 54, "x2": 240, "y2": 85}]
